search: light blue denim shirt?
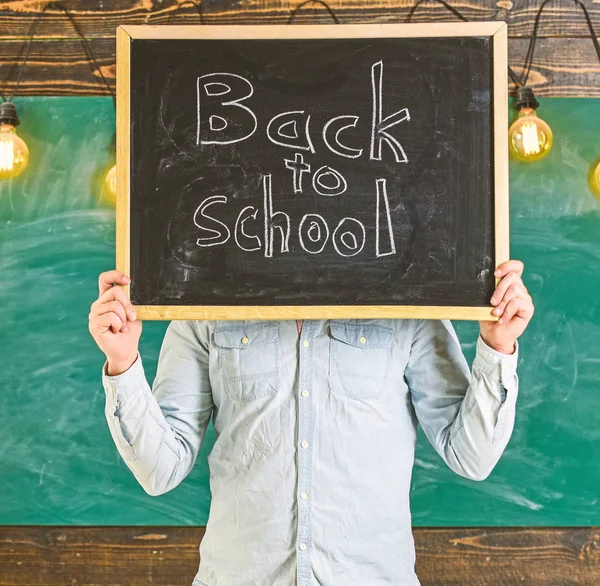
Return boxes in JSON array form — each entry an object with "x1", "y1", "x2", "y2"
[{"x1": 102, "y1": 318, "x2": 519, "y2": 586}]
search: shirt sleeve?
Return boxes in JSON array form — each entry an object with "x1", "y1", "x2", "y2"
[
  {"x1": 102, "y1": 320, "x2": 214, "y2": 496},
  {"x1": 404, "y1": 319, "x2": 519, "y2": 481}
]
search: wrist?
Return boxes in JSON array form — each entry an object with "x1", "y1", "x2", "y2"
[
  {"x1": 106, "y1": 352, "x2": 138, "y2": 376},
  {"x1": 495, "y1": 343, "x2": 516, "y2": 355},
  {"x1": 480, "y1": 334, "x2": 516, "y2": 355}
]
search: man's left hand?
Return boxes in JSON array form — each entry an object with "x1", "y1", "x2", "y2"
[{"x1": 479, "y1": 259, "x2": 534, "y2": 355}]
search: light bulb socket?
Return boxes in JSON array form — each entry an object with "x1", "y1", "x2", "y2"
[
  {"x1": 514, "y1": 86, "x2": 539, "y2": 111},
  {"x1": 0, "y1": 101, "x2": 20, "y2": 126}
]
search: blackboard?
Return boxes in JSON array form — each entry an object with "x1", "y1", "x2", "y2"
[
  {"x1": 116, "y1": 23, "x2": 509, "y2": 320},
  {"x1": 2, "y1": 95, "x2": 599, "y2": 527}
]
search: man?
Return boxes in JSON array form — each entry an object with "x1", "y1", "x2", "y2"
[{"x1": 89, "y1": 259, "x2": 533, "y2": 586}]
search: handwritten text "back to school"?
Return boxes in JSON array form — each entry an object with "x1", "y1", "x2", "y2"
[{"x1": 193, "y1": 61, "x2": 410, "y2": 259}]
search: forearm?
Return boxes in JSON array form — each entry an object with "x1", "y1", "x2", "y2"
[
  {"x1": 103, "y1": 353, "x2": 204, "y2": 496},
  {"x1": 439, "y1": 335, "x2": 519, "y2": 480}
]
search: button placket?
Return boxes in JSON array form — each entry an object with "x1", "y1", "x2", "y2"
[{"x1": 296, "y1": 322, "x2": 315, "y2": 586}]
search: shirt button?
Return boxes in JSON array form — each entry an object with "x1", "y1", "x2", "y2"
[
  {"x1": 301, "y1": 390, "x2": 309, "y2": 398},
  {"x1": 359, "y1": 336, "x2": 367, "y2": 344},
  {"x1": 300, "y1": 491, "x2": 308, "y2": 500},
  {"x1": 303, "y1": 339, "x2": 309, "y2": 347},
  {"x1": 241, "y1": 336, "x2": 249, "y2": 344},
  {"x1": 299, "y1": 543, "x2": 307, "y2": 551},
  {"x1": 301, "y1": 440, "x2": 309, "y2": 449}
]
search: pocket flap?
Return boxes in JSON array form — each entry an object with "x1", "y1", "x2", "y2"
[
  {"x1": 329, "y1": 321, "x2": 394, "y2": 348},
  {"x1": 214, "y1": 322, "x2": 278, "y2": 349}
]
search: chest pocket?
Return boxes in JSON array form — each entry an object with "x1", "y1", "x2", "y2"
[
  {"x1": 213, "y1": 322, "x2": 279, "y2": 401},
  {"x1": 329, "y1": 321, "x2": 394, "y2": 401}
]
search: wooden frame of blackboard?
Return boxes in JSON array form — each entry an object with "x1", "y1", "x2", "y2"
[{"x1": 116, "y1": 23, "x2": 508, "y2": 321}]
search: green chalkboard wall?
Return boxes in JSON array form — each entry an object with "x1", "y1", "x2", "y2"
[{"x1": 0, "y1": 97, "x2": 598, "y2": 526}]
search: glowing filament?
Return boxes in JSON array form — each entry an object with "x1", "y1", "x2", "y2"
[
  {"x1": 521, "y1": 122, "x2": 543, "y2": 156},
  {"x1": 0, "y1": 140, "x2": 15, "y2": 172}
]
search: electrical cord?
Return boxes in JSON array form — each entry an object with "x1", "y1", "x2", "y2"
[
  {"x1": 3, "y1": 1, "x2": 599, "y2": 103},
  {"x1": 519, "y1": 0, "x2": 600, "y2": 88},
  {"x1": 2, "y1": 1, "x2": 116, "y2": 108},
  {"x1": 167, "y1": 1, "x2": 204, "y2": 25},
  {"x1": 404, "y1": 0, "x2": 525, "y2": 86},
  {"x1": 405, "y1": 0, "x2": 468, "y2": 24},
  {"x1": 288, "y1": 0, "x2": 340, "y2": 24}
]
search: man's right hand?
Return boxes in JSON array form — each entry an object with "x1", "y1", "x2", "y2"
[{"x1": 89, "y1": 270, "x2": 142, "y2": 376}]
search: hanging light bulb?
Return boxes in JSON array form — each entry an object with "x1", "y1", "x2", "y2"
[
  {"x1": 508, "y1": 86, "x2": 553, "y2": 163},
  {"x1": 105, "y1": 163, "x2": 117, "y2": 199},
  {"x1": 0, "y1": 101, "x2": 30, "y2": 179},
  {"x1": 589, "y1": 161, "x2": 600, "y2": 199}
]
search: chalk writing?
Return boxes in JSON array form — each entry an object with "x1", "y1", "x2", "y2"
[{"x1": 194, "y1": 60, "x2": 410, "y2": 258}]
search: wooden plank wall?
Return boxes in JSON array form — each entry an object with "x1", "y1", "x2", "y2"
[
  {"x1": 1, "y1": 1, "x2": 600, "y2": 584},
  {"x1": 1, "y1": 526, "x2": 599, "y2": 586},
  {"x1": 0, "y1": 0, "x2": 600, "y2": 97}
]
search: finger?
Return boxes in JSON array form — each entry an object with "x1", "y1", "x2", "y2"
[
  {"x1": 490, "y1": 272, "x2": 520, "y2": 305},
  {"x1": 98, "y1": 270, "x2": 131, "y2": 296},
  {"x1": 94, "y1": 312, "x2": 125, "y2": 334},
  {"x1": 498, "y1": 297, "x2": 532, "y2": 325},
  {"x1": 494, "y1": 260, "x2": 524, "y2": 279},
  {"x1": 491, "y1": 283, "x2": 528, "y2": 315},
  {"x1": 90, "y1": 302, "x2": 128, "y2": 333},
  {"x1": 93, "y1": 300, "x2": 128, "y2": 328},
  {"x1": 99, "y1": 285, "x2": 137, "y2": 321}
]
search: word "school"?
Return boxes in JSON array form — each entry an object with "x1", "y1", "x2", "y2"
[{"x1": 193, "y1": 174, "x2": 397, "y2": 259}]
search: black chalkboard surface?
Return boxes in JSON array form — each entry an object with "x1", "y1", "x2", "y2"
[{"x1": 116, "y1": 23, "x2": 509, "y2": 320}]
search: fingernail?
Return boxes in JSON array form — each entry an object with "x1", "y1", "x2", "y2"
[
  {"x1": 494, "y1": 270, "x2": 500, "y2": 276},
  {"x1": 131, "y1": 312, "x2": 137, "y2": 320},
  {"x1": 498, "y1": 318, "x2": 504, "y2": 324},
  {"x1": 124, "y1": 276, "x2": 131, "y2": 283},
  {"x1": 493, "y1": 307, "x2": 501, "y2": 315},
  {"x1": 123, "y1": 325, "x2": 129, "y2": 332},
  {"x1": 490, "y1": 297, "x2": 497, "y2": 304}
]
